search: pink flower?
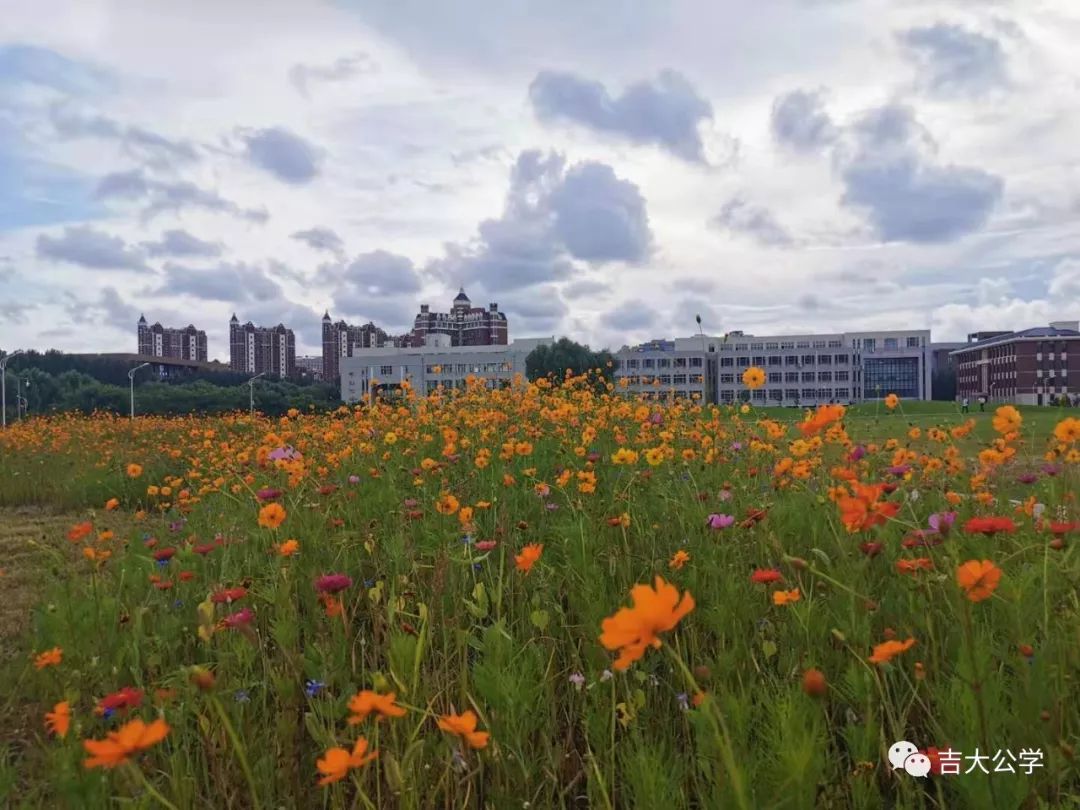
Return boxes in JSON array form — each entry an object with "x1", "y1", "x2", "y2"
[
  {"x1": 475, "y1": 540, "x2": 497, "y2": 551},
  {"x1": 348, "y1": 475, "x2": 360, "y2": 484},
  {"x1": 848, "y1": 445, "x2": 866, "y2": 462},
  {"x1": 315, "y1": 574, "x2": 353, "y2": 594},
  {"x1": 221, "y1": 607, "x2": 254, "y2": 629},
  {"x1": 927, "y1": 511, "x2": 956, "y2": 535},
  {"x1": 257, "y1": 488, "x2": 282, "y2": 502},
  {"x1": 706, "y1": 513, "x2": 735, "y2": 530}
]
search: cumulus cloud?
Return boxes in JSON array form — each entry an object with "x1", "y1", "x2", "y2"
[
  {"x1": 291, "y1": 227, "x2": 345, "y2": 257},
  {"x1": 1047, "y1": 258, "x2": 1080, "y2": 298},
  {"x1": 142, "y1": 229, "x2": 222, "y2": 258},
  {"x1": 431, "y1": 149, "x2": 652, "y2": 293},
  {"x1": 771, "y1": 89, "x2": 836, "y2": 153},
  {"x1": 838, "y1": 103, "x2": 1003, "y2": 243},
  {"x1": 711, "y1": 197, "x2": 794, "y2": 247},
  {"x1": 561, "y1": 278, "x2": 612, "y2": 298},
  {"x1": 899, "y1": 23, "x2": 1008, "y2": 96},
  {"x1": 498, "y1": 285, "x2": 569, "y2": 333},
  {"x1": 338, "y1": 250, "x2": 422, "y2": 296},
  {"x1": 529, "y1": 69, "x2": 712, "y2": 162},
  {"x1": 289, "y1": 53, "x2": 376, "y2": 97},
  {"x1": 158, "y1": 261, "x2": 281, "y2": 303},
  {"x1": 240, "y1": 127, "x2": 321, "y2": 184},
  {"x1": 49, "y1": 104, "x2": 199, "y2": 167},
  {"x1": 96, "y1": 169, "x2": 268, "y2": 222},
  {"x1": 36, "y1": 226, "x2": 149, "y2": 271}
]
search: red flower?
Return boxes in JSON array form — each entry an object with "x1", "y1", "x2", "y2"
[
  {"x1": 211, "y1": 587, "x2": 247, "y2": 604},
  {"x1": 257, "y1": 488, "x2": 282, "y2": 502},
  {"x1": 963, "y1": 516, "x2": 1016, "y2": 536},
  {"x1": 1050, "y1": 522, "x2": 1079, "y2": 536},
  {"x1": 860, "y1": 541, "x2": 884, "y2": 557},
  {"x1": 179, "y1": 571, "x2": 196, "y2": 582},
  {"x1": 96, "y1": 687, "x2": 144, "y2": 716},
  {"x1": 193, "y1": 542, "x2": 217, "y2": 555},
  {"x1": 895, "y1": 558, "x2": 933, "y2": 575},
  {"x1": 739, "y1": 508, "x2": 768, "y2": 529},
  {"x1": 153, "y1": 580, "x2": 173, "y2": 591},
  {"x1": 221, "y1": 607, "x2": 254, "y2": 628},
  {"x1": 750, "y1": 568, "x2": 783, "y2": 584},
  {"x1": 153, "y1": 547, "x2": 177, "y2": 561},
  {"x1": 315, "y1": 574, "x2": 353, "y2": 594},
  {"x1": 475, "y1": 540, "x2": 497, "y2": 551}
]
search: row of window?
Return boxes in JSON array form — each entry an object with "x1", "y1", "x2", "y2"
[
  {"x1": 718, "y1": 354, "x2": 852, "y2": 368},
  {"x1": 719, "y1": 388, "x2": 852, "y2": 402},
  {"x1": 723, "y1": 339, "x2": 845, "y2": 351},
  {"x1": 718, "y1": 370, "x2": 851, "y2": 384},
  {"x1": 622, "y1": 375, "x2": 706, "y2": 386},
  {"x1": 621, "y1": 357, "x2": 706, "y2": 369}
]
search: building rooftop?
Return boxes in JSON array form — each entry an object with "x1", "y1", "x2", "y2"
[{"x1": 950, "y1": 324, "x2": 1080, "y2": 354}]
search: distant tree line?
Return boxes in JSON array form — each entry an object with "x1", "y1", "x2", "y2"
[
  {"x1": 526, "y1": 338, "x2": 617, "y2": 383},
  {"x1": 0, "y1": 351, "x2": 340, "y2": 419}
]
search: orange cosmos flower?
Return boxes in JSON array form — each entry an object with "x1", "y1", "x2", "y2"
[
  {"x1": 126, "y1": 463, "x2": 143, "y2": 478},
  {"x1": 346, "y1": 690, "x2": 407, "y2": 724},
  {"x1": 868, "y1": 637, "x2": 916, "y2": 665},
  {"x1": 435, "y1": 492, "x2": 460, "y2": 515},
  {"x1": 956, "y1": 559, "x2": 1002, "y2": 603},
  {"x1": 599, "y1": 576, "x2": 695, "y2": 671},
  {"x1": 437, "y1": 710, "x2": 490, "y2": 749},
  {"x1": 895, "y1": 558, "x2": 933, "y2": 575},
  {"x1": 742, "y1": 367, "x2": 766, "y2": 389},
  {"x1": 798, "y1": 404, "x2": 846, "y2": 437},
  {"x1": 836, "y1": 482, "x2": 899, "y2": 532},
  {"x1": 44, "y1": 701, "x2": 71, "y2": 738},
  {"x1": 104, "y1": 498, "x2": 120, "y2": 511},
  {"x1": 884, "y1": 393, "x2": 899, "y2": 410},
  {"x1": 316, "y1": 737, "x2": 377, "y2": 785},
  {"x1": 67, "y1": 521, "x2": 93, "y2": 542},
  {"x1": 992, "y1": 405, "x2": 1022, "y2": 435},
  {"x1": 668, "y1": 549, "x2": 690, "y2": 570},
  {"x1": 257, "y1": 502, "x2": 286, "y2": 529},
  {"x1": 514, "y1": 543, "x2": 543, "y2": 573},
  {"x1": 276, "y1": 538, "x2": 300, "y2": 556},
  {"x1": 1054, "y1": 417, "x2": 1080, "y2": 444},
  {"x1": 34, "y1": 647, "x2": 63, "y2": 670},
  {"x1": 82, "y1": 717, "x2": 170, "y2": 769},
  {"x1": 772, "y1": 588, "x2": 801, "y2": 606}
]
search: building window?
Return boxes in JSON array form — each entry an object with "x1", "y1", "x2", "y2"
[
  {"x1": 801, "y1": 388, "x2": 817, "y2": 399},
  {"x1": 785, "y1": 388, "x2": 799, "y2": 400},
  {"x1": 768, "y1": 372, "x2": 782, "y2": 384},
  {"x1": 863, "y1": 338, "x2": 876, "y2": 351},
  {"x1": 834, "y1": 354, "x2": 849, "y2": 364},
  {"x1": 768, "y1": 389, "x2": 783, "y2": 401},
  {"x1": 658, "y1": 358, "x2": 671, "y2": 368},
  {"x1": 720, "y1": 357, "x2": 733, "y2": 367},
  {"x1": 752, "y1": 390, "x2": 765, "y2": 401},
  {"x1": 753, "y1": 355, "x2": 766, "y2": 366},
  {"x1": 720, "y1": 373, "x2": 735, "y2": 384},
  {"x1": 379, "y1": 365, "x2": 394, "y2": 376},
  {"x1": 673, "y1": 357, "x2": 687, "y2": 368},
  {"x1": 819, "y1": 388, "x2": 834, "y2": 400},
  {"x1": 768, "y1": 355, "x2": 782, "y2": 366},
  {"x1": 736, "y1": 356, "x2": 750, "y2": 367},
  {"x1": 907, "y1": 336, "x2": 921, "y2": 348},
  {"x1": 735, "y1": 343, "x2": 748, "y2": 351},
  {"x1": 690, "y1": 357, "x2": 703, "y2": 367},
  {"x1": 785, "y1": 372, "x2": 799, "y2": 383},
  {"x1": 801, "y1": 372, "x2": 815, "y2": 382},
  {"x1": 813, "y1": 340, "x2": 826, "y2": 348},
  {"x1": 835, "y1": 370, "x2": 849, "y2": 381},
  {"x1": 673, "y1": 374, "x2": 687, "y2": 384},
  {"x1": 884, "y1": 338, "x2": 898, "y2": 350},
  {"x1": 785, "y1": 355, "x2": 800, "y2": 366},
  {"x1": 817, "y1": 355, "x2": 831, "y2": 365},
  {"x1": 720, "y1": 390, "x2": 734, "y2": 402},
  {"x1": 660, "y1": 375, "x2": 672, "y2": 384},
  {"x1": 626, "y1": 359, "x2": 639, "y2": 368},
  {"x1": 818, "y1": 371, "x2": 832, "y2": 382},
  {"x1": 836, "y1": 388, "x2": 849, "y2": 399},
  {"x1": 802, "y1": 354, "x2": 815, "y2": 366},
  {"x1": 750, "y1": 342, "x2": 763, "y2": 350},
  {"x1": 828, "y1": 340, "x2": 843, "y2": 348},
  {"x1": 864, "y1": 356, "x2": 920, "y2": 398},
  {"x1": 765, "y1": 342, "x2": 779, "y2": 350},
  {"x1": 643, "y1": 358, "x2": 655, "y2": 368}
]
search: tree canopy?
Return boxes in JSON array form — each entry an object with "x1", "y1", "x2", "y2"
[{"x1": 525, "y1": 338, "x2": 617, "y2": 383}]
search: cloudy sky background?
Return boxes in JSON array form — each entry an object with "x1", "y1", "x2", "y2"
[{"x1": 1, "y1": 0, "x2": 1078, "y2": 360}]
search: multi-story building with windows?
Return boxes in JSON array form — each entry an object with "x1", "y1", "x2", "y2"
[
  {"x1": 228, "y1": 315, "x2": 296, "y2": 378},
  {"x1": 613, "y1": 337, "x2": 720, "y2": 403},
  {"x1": 409, "y1": 288, "x2": 508, "y2": 347},
  {"x1": 847, "y1": 330, "x2": 932, "y2": 401},
  {"x1": 340, "y1": 335, "x2": 548, "y2": 403},
  {"x1": 951, "y1": 322, "x2": 1080, "y2": 405},
  {"x1": 137, "y1": 316, "x2": 207, "y2": 362},
  {"x1": 321, "y1": 313, "x2": 394, "y2": 382}
]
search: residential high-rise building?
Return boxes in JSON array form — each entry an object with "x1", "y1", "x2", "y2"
[
  {"x1": 321, "y1": 312, "x2": 394, "y2": 382},
  {"x1": 229, "y1": 315, "x2": 296, "y2": 377},
  {"x1": 137, "y1": 315, "x2": 207, "y2": 362},
  {"x1": 409, "y1": 288, "x2": 508, "y2": 347}
]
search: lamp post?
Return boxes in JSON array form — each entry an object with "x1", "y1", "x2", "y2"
[
  {"x1": 247, "y1": 372, "x2": 266, "y2": 417},
  {"x1": 17, "y1": 378, "x2": 30, "y2": 420},
  {"x1": 128, "y1": 362, "x2": 151, "y2": 419},
  {"x1": 0, "y1": 349, "x2": 23, "y2": 429}
]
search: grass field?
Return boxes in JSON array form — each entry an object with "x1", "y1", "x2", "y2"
[{"x1": 0, "y1": 384, "x2": 1077, "y2": 808}]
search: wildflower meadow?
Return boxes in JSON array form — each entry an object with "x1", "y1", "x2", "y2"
[{"x1": 1, "y1": 372, "x2": 1079, "y2": 808}]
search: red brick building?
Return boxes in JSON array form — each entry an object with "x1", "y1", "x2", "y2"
[
  {"x1": 229, "y1": 315, "x2": 296, "y2": 378},
  {"x1": 951, "y1": 322, "x2": 1080, "y2": 405},
  {"x1": 409, "y1": 288, "x2": 508, "y2": 347},
  {"x1": 137, "y1": 316, "x2": 207, "y2": 362},
  {"x1": 321, "y1": 313, "x2": 394, "y2": 381}
]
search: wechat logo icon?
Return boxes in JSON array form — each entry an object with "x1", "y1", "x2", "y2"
[{"x1": 889, "y1": 741, "x2": 930, "y2": 777}]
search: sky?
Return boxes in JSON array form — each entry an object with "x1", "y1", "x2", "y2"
[{"x1": 1, "y1": 0, "x2": 1078, "y2": 361}]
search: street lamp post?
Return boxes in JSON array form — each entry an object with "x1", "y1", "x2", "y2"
[
  {"x1": 17, "y1": 378, "x2": 30, "y2": 420},
  {"x1": 248, "y1": 372, "x2": 266, "y2": 417},
  {"x1": 0, "y1": 349, "x2": 23, "y2": 429},
  {"x1": 128, "y1": 362, "x2": 151, "y2": 419}
]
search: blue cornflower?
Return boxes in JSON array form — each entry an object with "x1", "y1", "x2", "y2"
[
  {"x1": 305, "y1": 679, "x2": 326, "y2": 698},
  {"x1": 234, "y1": 690, "x2": 250, "y2": 703},
  {"x1": 156, "y1": 558, "x2": 171, "y2": 568}
]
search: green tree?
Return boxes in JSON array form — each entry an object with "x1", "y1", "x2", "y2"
[{"x1": 525, "y1": 338, "x2": 617, "y2": 384}]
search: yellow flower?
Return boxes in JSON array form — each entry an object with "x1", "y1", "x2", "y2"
[
  {"x1": 742, "y1": 367, "x2": 766, "y2": 389},
  {"x1": 126, "y1": 463, "x2": 143, "y2": 478}
]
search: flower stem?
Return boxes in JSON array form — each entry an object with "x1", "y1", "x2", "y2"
[
  {"x1": 209, "y1": 694, "x2": 262, "y2": 809},
  {"x1": 127, "y1": 761, "x2": 179, "y2": 810}
]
